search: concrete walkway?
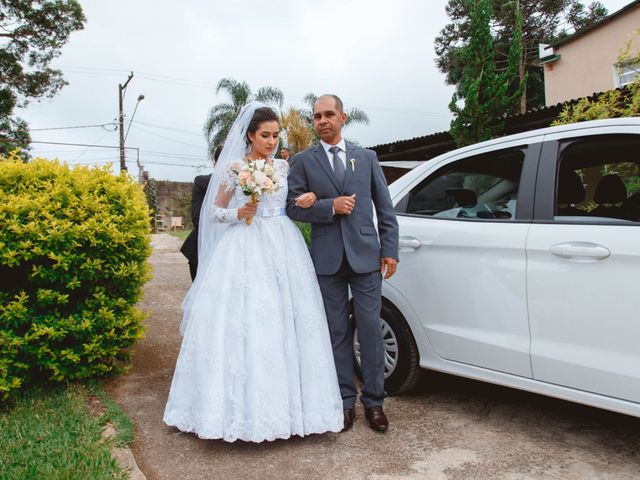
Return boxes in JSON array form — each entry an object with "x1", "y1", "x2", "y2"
[{"x1": 105, "y1": 233, "x2": 640, "y2": 480}]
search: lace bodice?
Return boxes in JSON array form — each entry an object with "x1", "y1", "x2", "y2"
[{"x1": 210, "y1": 159, "x2": 289, "y2": 223}]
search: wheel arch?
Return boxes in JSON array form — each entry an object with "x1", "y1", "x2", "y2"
[{"x1": 381, "y1": 282, "x2": 437, "y2": 369}]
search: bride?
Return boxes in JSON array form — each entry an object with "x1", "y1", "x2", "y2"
[{"x1": 163, "y1": 102, "x2": 344, "y2": 442}]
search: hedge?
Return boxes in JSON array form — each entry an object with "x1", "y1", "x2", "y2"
[{"x1": 0, "y1": 155, "x2": 151, "y2": 400}]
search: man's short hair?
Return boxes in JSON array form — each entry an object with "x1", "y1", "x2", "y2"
[{"x1": 316, "y1": 94, "x2": 344, "y2": 114}]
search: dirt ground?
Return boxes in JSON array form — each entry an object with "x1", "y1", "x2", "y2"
[{"x1": 105, "y1": 233, "x2": 640, "y2": 480}]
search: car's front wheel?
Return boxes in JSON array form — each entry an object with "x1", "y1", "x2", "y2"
[{"x1": 352, "y1": 302, "x2": 422, "y2": 395}]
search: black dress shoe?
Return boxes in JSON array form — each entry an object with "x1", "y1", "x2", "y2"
[
  {"x1": 364, "y1": 406, "x2": 388, "y2": 432},
  {"x1": 342, "y1": 408, "x2": 355, "y2": 432}
]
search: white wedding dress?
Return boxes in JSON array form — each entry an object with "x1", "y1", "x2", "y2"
[{"x1": 163, "y1": 159, "x2": 344, "y2": 442}]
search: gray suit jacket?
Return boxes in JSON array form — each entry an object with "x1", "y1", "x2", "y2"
[{"x1": 286, "y1": 142, "x2": 399, "y2": 275}]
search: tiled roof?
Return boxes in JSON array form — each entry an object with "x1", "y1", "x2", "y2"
[{"x1": 370, "y1": 87, "x2": 630, "y2": 158}]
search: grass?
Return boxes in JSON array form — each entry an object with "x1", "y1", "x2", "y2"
[
  {"x1": 0, "y1": 383, "x2": 131, "y2": 479},
  {"x1": 90, "y1": 383, "x2": 133, "y2": 447},
  {"x1": 168, "y1": 229, "x2": 191, "y2": 239}
]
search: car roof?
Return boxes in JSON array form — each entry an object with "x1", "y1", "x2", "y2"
[
  {"x1": 387, "y1": 117, "x2": 640, "y2": 194},
  {"x1": 443, "y1": 118, "x2": 640, "y2": 160}
]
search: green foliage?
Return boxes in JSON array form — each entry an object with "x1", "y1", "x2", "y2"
[
  {"x1": 0, "y1": 118, "x2": 31, "y2": 157},
  {"x1": 553, "y1": 83, "x2": 640, "y2": 125},
  {"x1": 449, "y1": 0, "x2": 525, "y2": 147},
  {"x1": 0, "y1": 0, "x2": 86, "y2": 154},
  {"x1": 0, "y1": 384, "x2": 128, "y2": 479},
  {"x1": 143, "y1": 177, "x2": 159, "y2": 228},
  {"x1": 0, "y1": 154, "x2": 151, "y2": 400},
  {"x1": 295, "y1": 222, "x2": 311, "y2": 248},
  {"x1": 435, "y1": 0, "x2": 608, "y2": 111},
  {"x1": 169, "y1": 229, "x2": 191, "y2": 240}
]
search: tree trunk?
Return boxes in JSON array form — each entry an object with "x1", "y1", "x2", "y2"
[{"x1": 519, "y1": 44, "x2": 527, "y2": 113}]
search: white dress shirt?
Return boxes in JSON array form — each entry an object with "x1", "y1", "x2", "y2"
[{"x1": 320, "y1": 138, "x2": 347, "y2": 172}]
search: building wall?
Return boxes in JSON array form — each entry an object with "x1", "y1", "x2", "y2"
[
  {"x1": 544, "y1": 5, "x2": 640, "y2": 106},
  {"x1": 155, "y1": 180, "x2": 193, "y2": 230}
]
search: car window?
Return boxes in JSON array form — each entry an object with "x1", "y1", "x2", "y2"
[
  {"x1": 398, "y1": 148, "x2": 525, "y2": 221},
  {"x1": 555, "y1": 135, "x2": 640, "y2": 223}
]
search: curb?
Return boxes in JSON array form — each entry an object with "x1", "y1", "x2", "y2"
[{"x1": 101, "y1": 423, "x2": 147, "y2": 480}]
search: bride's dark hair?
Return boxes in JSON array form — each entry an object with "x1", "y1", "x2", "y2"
[{"x1": 246, "y1": 107, "x2": 279, "y2": 144}]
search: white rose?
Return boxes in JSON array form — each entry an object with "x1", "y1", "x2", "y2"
[{"x1": 253, "y1": 170, "x2": 268, "y2": 186}]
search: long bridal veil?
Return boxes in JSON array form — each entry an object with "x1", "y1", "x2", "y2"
[{"x1": 180, "y1": 101, "x2": 271, "y2": 334}]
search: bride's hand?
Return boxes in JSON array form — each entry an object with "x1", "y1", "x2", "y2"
[
  {"x1": 295, "y1": 192, "x2": 317, "y2": 209},
  {"x1": 237, "y1": 200, "x2": 259, "y2": 220}
]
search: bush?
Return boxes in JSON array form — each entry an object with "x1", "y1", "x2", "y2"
[
  {"x1": 553, "y1": 82, "x2": 640, "y2": 126},
  {"x1": 0, "y1": 155, "x2": 151, "y2": 400},
  {"x1": 295, "y1": 221, "x2": 311, "y2": 247}
]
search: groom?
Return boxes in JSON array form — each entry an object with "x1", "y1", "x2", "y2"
[{"x1": 286, "y1": 94, "x2": 399, "y2": 433}]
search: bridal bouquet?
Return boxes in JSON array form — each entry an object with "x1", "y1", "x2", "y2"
[{"x1": 236, "y1": 159, "x2": 281, "y2": 224}]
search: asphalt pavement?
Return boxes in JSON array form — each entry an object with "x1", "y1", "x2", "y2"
[{"x1": 104, "y1": 234, "x2": 640, "y2": 480}]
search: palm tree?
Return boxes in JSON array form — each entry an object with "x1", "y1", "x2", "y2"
[
  {"x1": 280, "y1": 107, "x2": 315, "y2": 154},
  {"x1": 300, "y1": 93, "x2": 370, "y2": 133},
  {"x1": 203, "y1": 78, "x2": 284, "y2": 155}
]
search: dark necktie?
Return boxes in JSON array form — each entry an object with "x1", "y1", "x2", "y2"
[{"x1": 329, "y1": 145, "x2": 345, "y2": 186}]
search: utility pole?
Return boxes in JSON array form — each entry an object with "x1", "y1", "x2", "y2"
[{"x1": 118, "y1": 72, "x2": 134, "y2": 172}]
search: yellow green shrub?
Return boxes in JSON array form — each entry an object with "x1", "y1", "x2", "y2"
[{"x1": 0, "y1": 155, "x2": 151, "y2": 400}]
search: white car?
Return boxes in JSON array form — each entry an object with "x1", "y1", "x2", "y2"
[{"x1": 354, "y1": 118, "x2": 640, "y2": 418}]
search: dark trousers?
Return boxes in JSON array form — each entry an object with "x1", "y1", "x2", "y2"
[
  {"x1": 188, "y1": 261, "x2": 198, "y2": 282},
  {"x1": 317, "y1": 256, "x2": 385, "y2": 409}
]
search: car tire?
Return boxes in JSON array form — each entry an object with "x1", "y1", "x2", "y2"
[{"x1": 352, "y1": 301, "x2": 422, "y2": 395}]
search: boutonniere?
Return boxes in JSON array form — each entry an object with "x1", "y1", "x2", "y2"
[{"x1": 349, "y1": 158, "x2": 356, "y2": 172}]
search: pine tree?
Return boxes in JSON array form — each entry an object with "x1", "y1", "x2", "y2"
[
  {"x1": 449, "y1": 0, "x2": 525, "y2": 147},
  {"x1": 435, "y1": 0, "x2": 607, "y2": 112}
]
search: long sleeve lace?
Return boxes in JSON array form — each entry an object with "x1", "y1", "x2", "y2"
[{"x1": 209, "y1": 164, "x2": 240, "y2": 223}]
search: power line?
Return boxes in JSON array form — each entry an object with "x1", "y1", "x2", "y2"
[
  {"x1": 72, "y1": 130, "x2": 114, "y2": 162},
  {"x1": 59, "y1": 65, "x2": 451, "y2": 118},
  {"x1": 126, "y1": 119, "x2": 203, "y2": 137},
  {"x1": 32, "y1": 145, "x2": 206, "y2": 161},
  {"x1": 135, "y1": 115, "x2": 203, "y2": 128},
  {"x1": 72, "y1": 158, "x2": 209, "y2": 168},
  {"x1": 31, "y1": 140, "x2": 135, "y2": 149},
  {"x1": 131, "y1": 125, "x2": 207, "y2": 149},
  {"x1": 30, "y1": 123, "x2": 117, "y2": 132},
  {"x1": 31, "y1": 141, "x2": 208, "y2": 169}
]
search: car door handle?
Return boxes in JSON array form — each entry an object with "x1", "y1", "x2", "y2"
[
  {"x1": 399, "y1": 236, "x2": 421, "y2": 251},
  {"x1": 550, "y1": 242, "x2": 610, "y2": 260}
]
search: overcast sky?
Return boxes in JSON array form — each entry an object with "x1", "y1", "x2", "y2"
[{"x1": 19, "y1": 0, "x2": 632, "y2": 182}]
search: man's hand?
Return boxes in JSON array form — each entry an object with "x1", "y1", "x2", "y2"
[
  {"x1": 295, "y1": 192, "x2": 317, "y2": 208},
  {"x1": 380, "y1": 257, "x2": 398, "y2": 280},
  {"x1": 333, "y1": 194, "x2": 356, "y2": 215}
]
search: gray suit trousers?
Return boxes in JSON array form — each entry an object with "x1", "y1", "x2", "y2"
[{"x1": 317, "y1": 256, "x2": 385, "y2": 409}]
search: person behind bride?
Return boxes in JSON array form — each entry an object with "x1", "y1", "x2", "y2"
[{"x1": 163, "y1": 102, "x2": 344, "y2": 442}]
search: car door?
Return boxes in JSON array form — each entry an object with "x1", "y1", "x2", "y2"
[
  {"x1": 388, "y1": 137, "x2": 542, "y2": 378},
  {"x1": 526, "y1": 127, "x2": 640, "y2": 403}
]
